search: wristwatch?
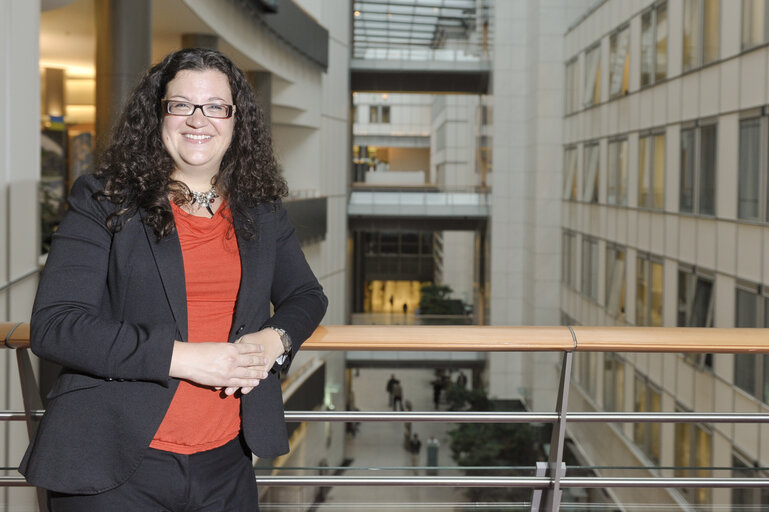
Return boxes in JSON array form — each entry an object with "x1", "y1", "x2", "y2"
[{"x1": 270, "y1": 326, "x2": 292, "y2": 366}]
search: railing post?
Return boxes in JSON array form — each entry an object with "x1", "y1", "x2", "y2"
[
  {"x1": 16, "y1": 347, "x2": 49, "y2": 512},
  {"x1": 537, "y1": 349, "x2": 574, "y2": 512}
]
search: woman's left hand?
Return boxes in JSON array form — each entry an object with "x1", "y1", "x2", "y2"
[{"x1": 225, "y1": 328, "x2": 285, "y2": 395}]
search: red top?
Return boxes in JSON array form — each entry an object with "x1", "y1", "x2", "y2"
[{"x1": 150, "y1": 201, "x2": 242, "y2": 454}]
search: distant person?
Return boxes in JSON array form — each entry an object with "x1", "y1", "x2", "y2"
[
  {"x1": 392, "y1": 380, "x2": 404, "y2": 411},
  {"x1": 432, "y1": 379, "x2": 443, "y2": 410},
  {"x1": 389, "y1": 294, "x2": 394, "y2": 310},
  {"x1": 409, "y1": 434, "x2": 422, "y2": 474},
  {"x1": 402, "y1": 302, "x2": 408, "y2": 314},
  {"x1": 386, "y1": 374, "x2": 398, "y2": 406},
  {"x1": 456, "y1": 370, "x2": 468, "y2": 388}
]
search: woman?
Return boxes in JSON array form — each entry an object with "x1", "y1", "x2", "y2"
[{"x1": 20, "y1": 48, "x2": 327, "y2": 511}]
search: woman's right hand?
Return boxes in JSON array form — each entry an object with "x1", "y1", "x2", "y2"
[{"x1": 169, "y1": 341, "x2": 269, "y2": 394}]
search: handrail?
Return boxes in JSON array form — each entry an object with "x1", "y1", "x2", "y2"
[
  {"x1": 5, "y1": 322, "x2": 769, "y2": 512},
  {"x1": 6, "y1": 323, "x2": 769, "y2": 353}
]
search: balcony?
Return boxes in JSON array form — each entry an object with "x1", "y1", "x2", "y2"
[{"x1": 3, "y1": 323, "x2": 769, "y2": 511}]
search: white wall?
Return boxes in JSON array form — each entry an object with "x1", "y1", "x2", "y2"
[
  {"x1": 1, "y1": 0, "x2": 41, "y2": 508},
  {"x1": 488, "y1": 0, "x2": 594, "y2": 402}
]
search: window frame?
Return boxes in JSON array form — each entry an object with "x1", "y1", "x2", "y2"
[
  {"x1": 634, "y1": 374, "x2": 662, "y2": 464},
  {"x1": 741, "y1": 0, "x2": 769, "y2": 51},
  {"x1": 641, "y1": 1, "x2": 669, "y2": 87},
  {"x1": 562, "y1": 230, "x2": 578, "y2": 290},
  {"x1": 583, "y1": 141, "x2": 600, "y2": 204},
  {"x1": 583, "y1": 43, "x2": 601, "y2": 108},
  {"x1": 734, "y1": 282, "x2": 769, "y2": 403},
  {"x1": 738, "y1": 112, "x2": 768, "y2": 221},
  {"x1": 636, "y1": 253, "x2": 664, "y2": 326},
  {"x1": 581, "y1": 236, "x2": 599, "y2": 302},
  {"x1": 565, "y1": 57, "x2": 579, "y2": 115},
  {"x1": 563, "y1": 145, "x2": 578, "y2": 201},
  {"x1": 680, "y1": 121, "x2": 717, "y2": 216},
  {"x1": 732, "y1": 450, "x2": 769, "y2": 506},
  {"x1": 605, "y1": 243, "x2": 626, "y2": 319},
  {"x1": 607, "y1": 138, "x2": 628, "y2": 206},
  {"x1": 639, "y1": 131, "x2": 666, "y2": 210},
  {"x1": 603, "y1": 353, "x2": 625, "y2": 412},
  {"x1": 609, "y1": 24, "x2": 630, "y2": 99},
  {"x1": 674, "y1": 408, "x2": 713, "y2": 505},
  {"x1": 683, "y1": 0, "x2": 721, "y2": 72},
  {"x1": 678, "y1": 264, "x2": 715, "y2": 369}
]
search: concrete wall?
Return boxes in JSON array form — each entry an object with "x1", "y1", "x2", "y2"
[
  {"x1": 1, "y1": 1, "x2": 41, "y2": 508},
  {"x1": 561, "y1": 0, "x2": 769, "y2": 508}
]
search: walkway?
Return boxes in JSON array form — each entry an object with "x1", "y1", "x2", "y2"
[{"x1": 321, "y1": 367, "x2": 469, "y2": 511}]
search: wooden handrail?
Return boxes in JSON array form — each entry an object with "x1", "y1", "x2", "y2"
[{"x1": 3, "y1": 322, "x2": 769, "y2": 353}]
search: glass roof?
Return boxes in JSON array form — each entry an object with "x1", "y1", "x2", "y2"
[{"x1": 352, "y1": 0, "x2": 491, "y2": 61}]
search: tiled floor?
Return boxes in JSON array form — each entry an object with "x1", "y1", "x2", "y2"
[{"x1": 321, "y1": 367, "x2": 468, "y2": 511}]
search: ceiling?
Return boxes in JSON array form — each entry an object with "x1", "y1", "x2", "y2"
[
  {"x1": 352, "y1": 0, "x2": 489, "y2": 60},
  {"x1": 39, "y1": 0, "x2": 260, "y2": 78}
]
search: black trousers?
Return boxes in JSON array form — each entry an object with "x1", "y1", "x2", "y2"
[{"x1": 48, "y1": 436, "x2": 260, "y2": 512}]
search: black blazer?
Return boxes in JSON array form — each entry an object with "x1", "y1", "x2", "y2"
[{"x1": 19, "y1": 174, "x2": 328, "y2": 494}]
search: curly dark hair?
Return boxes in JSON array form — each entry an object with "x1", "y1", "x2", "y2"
[{"x1": 95, "y1": 47, "x2": 287, "y2": 240}]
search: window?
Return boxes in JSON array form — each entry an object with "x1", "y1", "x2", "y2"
[
  {"x1": 583, "y1": 142, "x2": 599, "y2": 203},
  {"x1": 738, "y1": 116, "x2": 767, "y2": 220},
  {"x1": 609, "y1": 26, "x2": 630, "y2": 98},
  {"x1": 562, "y1": 231, "x2": 578, "y2": 289},
  {"x1": 581, "y1": 237, "x2": 599, "y2": 301},
  {"x1": 583, "y1": 44, "x2": 601, "y2": 107},
  {"x1": 369, "y1": 105, "x2": 390, "y2": 124},
  {"x1": 732, "y1": 452, "x2": 769, "y2": 507},
  {"x1": 565, "y1": 58, "x2": 579, "y2": 114},
  {"x1": 636, "y1": 254, "x2": 663, "y2": 326},
  {"x1": 603, "y1": 353, "x2": 625, "y2": 411},
  {"x1": 678, "y1": 267, "x2": 715, "y2": 328},
  {"x1": 742, "y1": 0, "x2": 769, "y2": 50},
  {"x1": 641, "y1": 2, "x2": 668, "y2": 87},
  {"x1": 680, "y1": 123, "x2": 716, "y2": 215},
  {"x1": 674, "y1": 414, "x2": 712, "y2": 505},
  {"x1": 563, "y1": 146, "x2": 578, "y2": 201},
  {"x1": 639, "y1": 133, "x2": 665, "y2": 209},
  {"x1": 607, "y1": 139, "x2": 628, "y2": 206},
  {"x1": 734, "y1": 284, "x2": 769, "y2": 402},
  {"x1": 683, "y1": 0, "x2": 720, "y2": 72},
  {"x1": 634, "y1": 375, "x2": 661, "y2": 463},
  {"x1": 606, "y1": 245, "x2": 626, "y2": 318},
  {"x1": 679, "y1": 266, "x2": 715, "y2": 368}
]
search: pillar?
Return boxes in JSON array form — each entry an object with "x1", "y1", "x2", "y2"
[
  {"x1": 246, "y1": 71, "x2": 272, "y2": 130},
  {"x1": 94, "y1": 0, "x2": 151, "y2": 152}
]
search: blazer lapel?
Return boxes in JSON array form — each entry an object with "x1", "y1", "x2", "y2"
[
  {"x1": 140, "y1": 210, "x2": 189, "y2": 342},
  {"x1": 229, "y1": 209, "x2": 272, "y2": 341}
]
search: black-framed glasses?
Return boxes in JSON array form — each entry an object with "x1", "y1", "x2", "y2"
[{"x1": 162, "y1": 100, "x2": 236, "y2": 119}]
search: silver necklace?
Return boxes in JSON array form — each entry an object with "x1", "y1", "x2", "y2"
[{"x1": 188, "y1": 186, "x2": 219, "y2": 217}]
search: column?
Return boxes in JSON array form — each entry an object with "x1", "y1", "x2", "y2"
[
  {"x1": 94, "y1": 0, "x2": 151, "y2": 151},
  {"x1": 246, "y1": 71, "x2": 272, "y2": 131},
  {"x1": 0, "y1": 1, "x2": 41, "y2": 508}
]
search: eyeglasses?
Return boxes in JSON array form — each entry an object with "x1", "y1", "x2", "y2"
[{"x1": 162, "y1": 100, "x2": 236, "y2": 119}]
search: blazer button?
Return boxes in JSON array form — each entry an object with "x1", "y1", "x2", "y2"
[{"x1": 236, "y1": 325, "x2": 245, "y2": 334}]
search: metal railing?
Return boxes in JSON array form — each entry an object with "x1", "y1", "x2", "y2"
[{"x1": 3, "y1": 323, "x2": 769, "y2": 511}]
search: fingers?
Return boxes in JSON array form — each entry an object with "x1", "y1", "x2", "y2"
[{"x1": 224, "y1": 383, "x2": 257, "y2": 396}]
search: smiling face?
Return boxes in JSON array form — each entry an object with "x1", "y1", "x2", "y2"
[{"x1": 161, "y1": 68, "x2": 235, "y2": 184}]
